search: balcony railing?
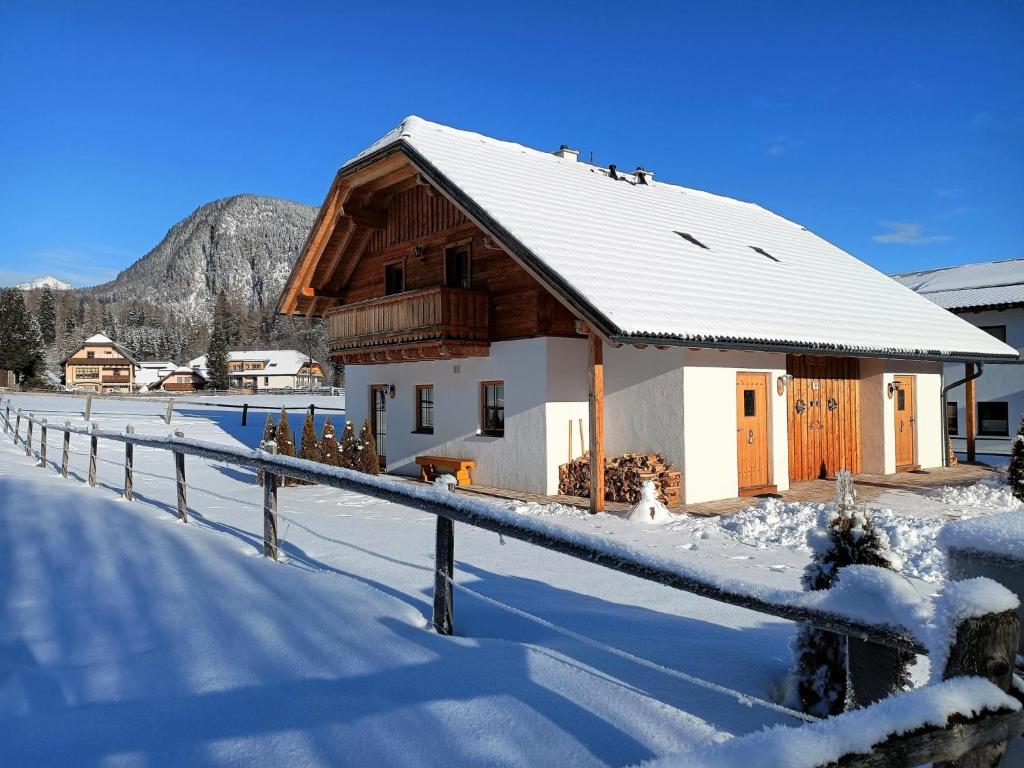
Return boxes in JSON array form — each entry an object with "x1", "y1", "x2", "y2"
[
  {"x1": 327, "y1": 287, "x2": 489, "y2": 353},
  {"x1": 102, "y1": 375, "x2": 131, "y2": 384}
]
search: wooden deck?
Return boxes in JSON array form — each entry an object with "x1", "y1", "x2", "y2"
[{"x1": 419, "y1": 462, "x2": 1000, "y2": 518}]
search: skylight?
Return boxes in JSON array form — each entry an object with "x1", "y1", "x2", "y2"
[
  {"x1": 675, "y1": 231, "x2": 709, "y2": 250},
  {"x1": 749, "y1": 246, "x2": 780, "y2": 263}
]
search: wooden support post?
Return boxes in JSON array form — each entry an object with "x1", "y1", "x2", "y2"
[
  {"x1": 846, "y1": 638, "x2": 907, "y2": 709},
  {"x1": 123, "y1": 425, "x2": 134, "y2": 500},
  {"x1": 4, "y1": 403, "x2": 10, "y2": 433},
  {"x1": 25, "y1": 414, "x2": 33, "y2": 457},
  {"x1": 433, "y1": 516, "x2": 455, "y2": 635},
  {"x1": 965, "y1": 363, "x2": 976, "y2": 463},
  {"x1": 173, "y1": 429, "x2": 187, "y2": 522},
  {"x1": 84, "y1": 394, "x2": 92, "y2": 421},
  {"x1": 165, "y1": 397, "x2": 174, "y2": 425},
  {"x1": 241, "y1": 403, "x2": 249, "y2": 426},
  {"x1": 936, "y1": 604, "x2": 1021, "y2": 768},
  {"x1": 61, "y1": 423, "x2": 70, "y2": 478},
  {"x1": 38, "y1": 418, "x2": 47, "y2": 467},
  {"x1": 88, "y1": 423, "x2": 98, "y2": 487},
  {"x1": 309, "y1": 403, "x2": 316, "y2": 419},
  {"x1": 262, "y1": 441, "x2": 279, "y2": 559},
  {"x1": 588, "y1": 331, "x2": 605, "y2": 514},
  {"x1": 14, "y1": 408, "x2": 21, "y2": 445}
]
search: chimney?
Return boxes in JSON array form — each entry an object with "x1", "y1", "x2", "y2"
[
  {"x1": 553, "y1": 144, "x2": 579, "y2": 162},
  {"x1": 635, "y1": 166, "x2": 654, "y2": 185}
]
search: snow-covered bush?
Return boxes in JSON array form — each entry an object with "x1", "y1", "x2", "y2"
[
  {"x1": 319, "y1": 418, "x2": 340, "y2": 467},
  {"x1": 790, "y1": 471, "x2": 912, "y2": 715},
  {"x1": 339, "y1": 421, "x2": 359, "y2": 470},
  {"x1": 356, "y1": 419, "x2": 380, "y2": 475},
  {"x1": 1007, "y1": 417, "x2": 1024, "y2": 502},
  {"x1": 275, "y1": 407, "x2": 297, "y2": 487},
  {"x1": 256, "y1": 414, "x2": 276, "y2": 487}
]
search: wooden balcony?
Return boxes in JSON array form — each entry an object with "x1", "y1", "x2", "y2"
[
  {"x1": 326, "y1": 287, "x2": 490, "y2": 364},
  {"x1": 102, "y1": 375, "x2": 131, "y2": 384}
]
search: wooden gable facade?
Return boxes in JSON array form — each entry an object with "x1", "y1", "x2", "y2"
[{"x1": 282, "y1": 154, "x2": 578, "y2": 365}]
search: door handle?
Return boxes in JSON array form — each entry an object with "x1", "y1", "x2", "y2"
[{"x1": 747, "y1": 429, "x2": 754, "y2": 444}]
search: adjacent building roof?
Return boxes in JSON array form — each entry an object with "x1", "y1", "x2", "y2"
[
  {"x1": 284, "y1": 116, "x2": 1017, "y2": 362},
  {"x1": 892, "y1": 259, "x2": 1024, "y2": 312},
  {"x1": 189, "y1": 350, "x2": 322, "y2": 377},
  {"x1": 61, "y1": 333, "x2": 141, "y2": 366}
]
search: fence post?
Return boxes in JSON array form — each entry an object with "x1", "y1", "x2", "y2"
[
  {"x1": 433, "y1": 516, "x2": 455, "y2": 636},
  {"x1": 38, "y1": 418, "x2": 47, "y2": 467},
  {"x1": 84, "y1": 394, "x2": 92, "y2": 421},
  {"x1": 88, "y1": 422, "x2": 98, "y2": 487},
  {"x1": 25, "y1": 414, "x2": 33, "y2": 457},
  {"x1": 309, "y1": 403, "x2": 316, "y2": 419},
  {"x1": 14, "y1": 408, "x2": 21, "y2": 444},
  {"x1": 61, "y1": 423, "x2": 70, "y2": 478},
  {"x1": 173, "y1": 429, "x2": 187, "y2": 522},
  {"x1": 261, "y1": 441, "x2": 279, "y2": 559},
  {"x1": 4, "y1": 402, "x2": 10, "y2": 433},
  {"x1": 123, "y1": 425, "x2": 134, "y2": 501},
  {"x1": 242, "y1": 403, "x2": 249, "y2": 427},
  {"x1": 165, "y1": 398, "x2": 174, "y2": 425},
  {"x1": 935, "y1": 601, "x2": 1021, "y2": 768}
]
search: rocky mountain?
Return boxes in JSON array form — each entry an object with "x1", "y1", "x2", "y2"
[
  {"x1": 16, "y1": 276, "x2": 73, "y2": 291},
  {"x1": 82, "y1": 194, "x2": 318, "y2": 320}
]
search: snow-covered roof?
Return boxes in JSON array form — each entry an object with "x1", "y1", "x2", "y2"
[
  {"x1": 189, "y1": 350, "x2": 321, "y2": 376},
  {"x1": 893, "y1": 259, "x2": 1024, "y2": 312},
  {"x1": 61, "y1": 333, "x2": 141, "y2": 366},
  {"x1": 314, "y1": 116, "x2": 1017, "y2": 362},
  {"x1": 84, "y1": 333, "x2": 115, "y2": 344}
]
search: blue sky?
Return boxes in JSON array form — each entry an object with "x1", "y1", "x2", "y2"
[{"x1": 1, "y1": 0, "x2": 1021, "y2": 287}]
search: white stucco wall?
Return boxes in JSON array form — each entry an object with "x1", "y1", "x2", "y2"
[
  {"x1": 859, "y1": 359, "x2": 943, "y2": 474},
  {"x1": 679, "y1": 349, "x2": 789, "y2": 504},
  {"x1": 344, "y1": 338, "x2": 587, "y2": 495}
]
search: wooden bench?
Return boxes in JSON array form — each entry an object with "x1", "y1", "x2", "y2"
[{"x1": 416, "y1": 455, "x2": 476, "y2": 487}]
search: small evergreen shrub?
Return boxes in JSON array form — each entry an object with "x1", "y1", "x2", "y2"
[
  {"x1": 357, "y1": 418, "x2": 380, "y2": 475},
  {"x1": 339, "y1": 420, "x2": 359, "y2": 469},
  {"x1": 1008, "y1": 417, "x2": 1024, "y2": 502},
  {"x1": 319, "y1": 418, "x2": 340, "y2": 467},
  {"x1": 257, "y1": 414, "x2": 277, "y2": 487},
  {"x1": 275, "y1": 407, "x2": 297, "y2": 486}
]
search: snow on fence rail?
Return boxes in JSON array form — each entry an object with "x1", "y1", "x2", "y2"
[{"x1": 3, "y1": 397, "x2": 1022, "y2": 767}]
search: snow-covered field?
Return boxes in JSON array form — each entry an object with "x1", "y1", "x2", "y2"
[{"x1": 1, "y1": 393, "x2": 1020, "y2": 767}]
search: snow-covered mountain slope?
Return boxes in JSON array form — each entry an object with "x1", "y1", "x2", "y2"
[
  {"x1": 15, "y1": 275, "x2": 73, "y2": 290},
  {"x1": 83, "y1": 194, "x2": 317, "y2": 320}
]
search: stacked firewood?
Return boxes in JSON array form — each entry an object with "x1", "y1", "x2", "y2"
[{"x1": 558, "y1": 452, "x2": 682, "y2": 506}]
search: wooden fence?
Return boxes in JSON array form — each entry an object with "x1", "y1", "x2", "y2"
[{"x1": 2, "y1": 396, "x2": 1022, "y2": 767}]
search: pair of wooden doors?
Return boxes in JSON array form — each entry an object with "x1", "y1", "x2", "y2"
[
  {"x1": 736, "y1": 373, "x2": 772, "y2": 492},
  {"x1": 786, "y1": 356, "x2": 862, "y2": 481},
  {"x1": 893, "y1": 375, "x2": 916, "y2": 470}
]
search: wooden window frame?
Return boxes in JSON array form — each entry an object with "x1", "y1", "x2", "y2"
[
  {"x1": 480, "y1": 380, "x2": 505, "y2": 437},
  {"x1": 443, "y1": 241, "x2": 472, "y2": 289},
  {"x1": 946, "y1": 401, "x2": 959, "y2": 436},
  {"x1": 977, "y1": 401, "x2": 1009, "y2": 437},
  {"x1": 78, "y1": 366, "x2": 100, "y2": 380},
  {"x1": 383, "y1": 256, "x2": 407, "y2": 296},
  {"x1": 414, "y1": 384, "x2": 434, "y2": 434}
]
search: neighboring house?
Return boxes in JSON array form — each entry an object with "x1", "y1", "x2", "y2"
[
  {"x1": 136, "y1": 361, "x2": 177, "y2": 391},
  {"x1": 277, "y1": 116, "x2": 1016, "y2": 506},
  {"x1": 894, "y1": 258, "x2": 1024, "y2": 459},
  {"x1": 154, "y1": 366, "x2": 207, "y2": 392},
  {"x1": 61, "y1": 333, "x2": 140, "y2": 393},
  {"x1": 189, "y1": 350, "x2": 324, "y2": 391}
]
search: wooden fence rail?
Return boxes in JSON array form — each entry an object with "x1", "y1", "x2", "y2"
[{"x1": 1, "y1": 396, "x2": 1021, "y2": 766}]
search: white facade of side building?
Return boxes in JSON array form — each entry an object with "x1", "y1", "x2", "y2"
[
  {"x1": 944, "y1": 307, "x2": 1024, "y2": 457},
  {"x1": 345, "y1": 338, "x2": 943, "y2": 504}
]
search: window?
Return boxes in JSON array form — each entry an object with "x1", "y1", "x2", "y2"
[
  {"x1": 946, "y1": 401, "x2": 959, "y2": 435},
  {"x1": 743, "y1": 389, "x2": 756, "y2": 417},
  {"x1": 176, "y1": 376, "x2": 190, "y2": 384},
  {"x1": 86, "y1": 350, "x2": 95, "y2": 359},
  {"x1": 264, "y1": 377, "x2": 269, "y2": 385},
  {"x1": 977, "y1": 402, "x2": 1009, "y2": 436},
  {"x1": 385, "y1": 263, "x2": 405, "y2": 295},
  {"x1": 481, "y1": 381, "x2": 504, "y2": 436},
  {"x1": 445, "y1": 246, "x2": 471, "y2": 288},
  {"x1": 78, "y1": 367, "x2": 99, "y2": 380},
  {"x1": 979, "y1": 325, "x2": 1007, "y2": 343},
  {"x1": 674, "y1": 231, "x2": 709, "y2": 250},
  {"x1": 415, "y1": 385, "x2": 434, "y2": 433},
  {"x1": 749, "y1": 245, "x2": 781, "y2": 263}
]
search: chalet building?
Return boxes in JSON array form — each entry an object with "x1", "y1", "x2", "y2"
[
  {"x1": 278, "y1": 117, "x2": 1017, "y2": 507},
  {"x1": 895, "y1": 259, "x2": 1024, "y2": 460},
  {"x1": 136, "y1": 360, "x2": 177, "y2": 391},
  {"x1": 154, "y1": 366, "x2": 207, "y2": 392},
  {"x1": 62, "y1": 333, "x2": 139, "y2": 393},
  {"x1": 189, "y1": 350, "x2": 325, "y2": 391}
]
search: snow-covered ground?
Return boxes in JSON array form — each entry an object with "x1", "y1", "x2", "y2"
[{"x1": 1, "y1": 393, "x2": 1020, "y2": 767}]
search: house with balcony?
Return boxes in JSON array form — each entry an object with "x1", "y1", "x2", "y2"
[
  {"x1": 188, "y1": 350, "x2": 325, "y2": 391},
  {"x1": 894, "y1": 258, "x2": 1024, "y2": 461},
  {"x1": 277, "y1": 116, "x2": 1016, "y2": 508},
  {"x1": 61, "y1": 333, "x2": 139, "y2": 393},
  {"x1": 154, "y1": 365, "x2": 207, "y2": 392}
]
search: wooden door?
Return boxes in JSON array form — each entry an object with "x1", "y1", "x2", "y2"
[
  {"x1": 787, "y1": 355, "x2": 861, "y2": 481},
  {"x1": 736, "y1": 373, "x2": 771, "y2": 491},
  {"x1": 370, "y1": 385, "x2": 388, "y2": 466},
  {"x1": 893, "y1": 375, "x2": 916, "y2": 469}
]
